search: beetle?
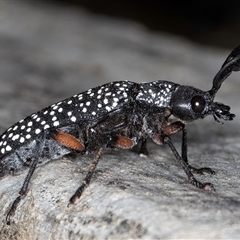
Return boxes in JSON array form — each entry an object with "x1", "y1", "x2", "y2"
[{"x1": 1, "y1": 46, "x2": 240, "y2": 224}]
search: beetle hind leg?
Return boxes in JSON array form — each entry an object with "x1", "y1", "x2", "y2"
[{"x1": 6, "y1": 135, "x2": 47, "y2": 225}]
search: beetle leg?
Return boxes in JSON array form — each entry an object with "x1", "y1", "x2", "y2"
[
  {"x1": 53, "y1": 130, "x2": 85, "y2": 151},
  {"x1": 68, "y1": 147, "x2": 103, "y2": 205},
  {"x1": 181, "y1": 127, "x2": 215, "y2": 175},
  {"x1": 139, "y1": 139, "x2": 148, "y2": 157},
  {"x1": 164, "y1": 136, "x2": 214, "y2": 191},
  {"x1": 115, "y1": 135, "x2": 135, "y2": 149},
  {"x1": 6, "y1": 136, "x2": 46, "y2": 225},
  {"x1": 161, "y1": 122, "x2": 215, "y2": 175}
]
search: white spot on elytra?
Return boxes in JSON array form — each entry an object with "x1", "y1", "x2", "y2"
[
  {"x1": 86, "y1": 101, "x2": 90, "y2": 106},
  {"x1": 112, "y1": 102, "x2": 118, "y2": 107},
  {"x1": 103, "y1": 98, "x2": 108, "y2": 104},
  {"x1": 50, "y1": 111, "x2": 55, "y2": 115},
  {"x1": 71, "y1": 116, "x2": 76, "y2": 122},
  {"x1": 21, "y1": 125, "x2": 25, "y2": 130},
  {"x1": 26, "y1": 134, "x2": 31, "y2": 139},
  {"x1": 26, "y1": 128, "x2": 31, "y2": 132},
  {"x1": 106, "y1": 106, "x2": 111, "y2": 111},
  {"x1": 52, "y1": 116, "x2": 57, "y2": 121},
  {"x1": 44, "y1": 124, "x2": 50, "y2": 129},
  {"x1": 58, "y1": 108, "x2": 63, "y2": 112},
  {"x1": 82, "y1": 108, "x2": 87, "y2": 113},
  {"x1": 92, "y1": 111, "x2": 96, "y2": 115},
  {"x1": 20, "y1": 137, "x2": 25, "y2": 143},
  {"x1": 6, "y1": 145, "x2": 12, "y2": 151},
  {"x1": 53, "y1": 121, "x2": 59, "y2": 127},
  {"x1": 35, "y1": 129, "x2": 41, "y2": 134},
  {"x1": 67, "y1": 111, "x2": 72, "y2": 116},
  {"x1": 28, "y1": 121, "x2": 33, "y2": 127},
  {"x1": 12, "y1": 134, "x2": 19, "y2": 140}
]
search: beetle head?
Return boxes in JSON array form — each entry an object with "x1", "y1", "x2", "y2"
[{"x1": 171, "y1": 46, "x2": 240, "y2": 124}]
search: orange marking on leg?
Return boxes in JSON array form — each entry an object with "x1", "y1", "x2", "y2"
[
  {"x1": 115, "y1": 136, "x2": 134, "y2": 149},
  {"x1": 163, "y1": 123, "x2": 182, "y2": 136},
  {"x1": 54, "y1": 131, "x2": 85, "y2": 151}
]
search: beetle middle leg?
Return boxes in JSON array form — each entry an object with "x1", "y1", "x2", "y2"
[
  {"x1": 68, "y1": 147, "x2": 103, "y2": 205},
  {"x1": 139, "y1": 139, "x2": 148, "y2": 157}
]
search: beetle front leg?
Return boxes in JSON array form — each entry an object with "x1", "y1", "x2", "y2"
[
  {"x1": 162, "y1": 122, "x2": 215, "y2": 175},
  {"x1": 152, "y1": 122, "x2": 215, "y2": 190},
  {"x1": 181, "y1": 127, "x2": 215, "y2": 175},
  {"x1": 164, "y1": 136, "x2": 214, "y2": 191}
]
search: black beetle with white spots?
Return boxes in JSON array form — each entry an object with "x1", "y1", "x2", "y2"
[{"x1": 1, "y1": 46, "x2": 240, "y2": 224}]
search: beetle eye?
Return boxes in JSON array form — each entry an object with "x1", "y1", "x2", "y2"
[{"x1": 191, "y1": 95, "x2": 205, "y2": 113}]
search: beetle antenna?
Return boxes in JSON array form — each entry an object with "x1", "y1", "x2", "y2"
[{"x1": 210, "y1": 45, "x2": 240, "y2": 97}]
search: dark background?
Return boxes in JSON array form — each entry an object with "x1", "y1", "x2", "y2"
[{"x1": 56, "y1": 0, "x2": 240, "y2": 49}]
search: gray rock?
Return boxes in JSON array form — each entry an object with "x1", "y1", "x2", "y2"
[{"x1": 0, "y1": 2, "x2": 240, "y2": 239}]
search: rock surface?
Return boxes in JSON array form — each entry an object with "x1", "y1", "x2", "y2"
[{"x1": 0, "y1": 2, "x2": 240, "y2": 239}]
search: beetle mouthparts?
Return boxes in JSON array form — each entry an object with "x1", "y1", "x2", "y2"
[{"x1": 211, "y1": 102, "x2": 235, "y2": 124}]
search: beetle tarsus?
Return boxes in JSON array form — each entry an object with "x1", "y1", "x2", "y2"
[{"x1": 188, "y1": 166, "x2": 215, "y2": 175}]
